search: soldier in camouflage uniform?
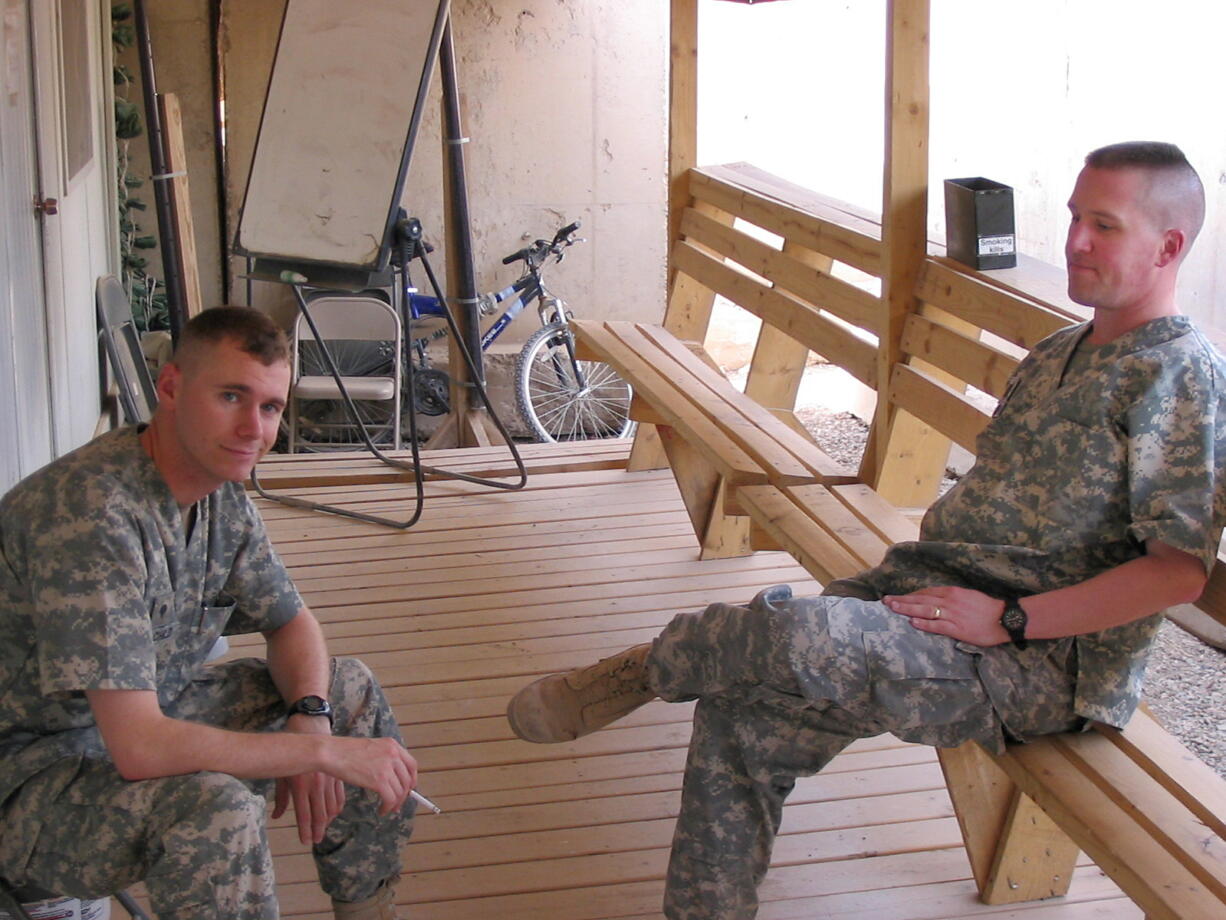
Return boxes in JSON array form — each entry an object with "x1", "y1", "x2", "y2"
[
  {"x1": 0, "y1": 308, "x2": 416, "y2": 919},
  {"x1": 507, "y1": 141, "x2": 1226, "y2": 918}
]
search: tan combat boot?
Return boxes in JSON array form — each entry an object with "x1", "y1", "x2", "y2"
[
  {"x1": 332, "y1": 873, "x2": 400, "y2": 920},
  {"x1": 507, "y1": 644, "x2": 655, "y2": 743}
]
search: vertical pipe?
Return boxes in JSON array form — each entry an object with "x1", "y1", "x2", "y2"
[
  {"x1": 132, "y1": 0, "x2": 186, "y2": 341},
  {"x1": 210, "y1": 0, "x2": 230, "y2": 301},
  {"x1": 438, "y1": 17, "x2": 483, "y2": 387}
]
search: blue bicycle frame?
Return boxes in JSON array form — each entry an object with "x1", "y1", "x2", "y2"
[{"x1": 407, "y1": 272, "x2": 546, "y2": 352}]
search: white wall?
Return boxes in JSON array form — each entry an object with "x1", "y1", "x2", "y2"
[{"x1": 699, "y1": 0, "x2": 1226, "y2": 329}]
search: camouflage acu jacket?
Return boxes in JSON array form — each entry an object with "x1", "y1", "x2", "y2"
[
  {"x1": 0, "y1": 426, "x2": 302, "y2": 805},
  {"x1": 860, "y1": 315, "x2": 1226, "y2": 727}
]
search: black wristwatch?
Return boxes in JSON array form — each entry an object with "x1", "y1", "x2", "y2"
[
  {"x1": 287, "y1": 694, "x2": 334, "y2": 728},
  {"x1": 1000, "y1": 598, "x2": 1029, "y2": 650}
]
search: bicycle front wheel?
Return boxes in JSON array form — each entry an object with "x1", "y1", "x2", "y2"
[{"x1": 515, "y1": 323, "x2": 634, "y2": 442}]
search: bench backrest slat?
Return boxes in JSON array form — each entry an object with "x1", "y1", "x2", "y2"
[
  {"x1": 679, "y1": 207, "x2": 882, "y2": 335},
  {"x1": 917, "y1": 260, "x2": 1073, "y2": 350},
  {"x1": 689, "y1": 166, "x2": 883, "y2": 275},
  {"x1": 888, "y1": 364, "x2": 992, "y2": 454},
  {"x1": 900, "y1": 314, "x2": 1019, "y2": 400},
  {"x1": 672, "y1": 240, "x2": 879, "y2": 389}
]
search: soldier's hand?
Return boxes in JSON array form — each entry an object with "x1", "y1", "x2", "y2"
[
  {"x1": 882, "y1": 586, "x2": 1011, "y2": 647},
  {"x1": 324, "y1": 736, "x2": 418, "y2": 818},
  {"x1": 276, "y1": 714, "x2": 346, "y2": 845}
]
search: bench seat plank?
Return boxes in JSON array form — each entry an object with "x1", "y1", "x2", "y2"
[
  {"x1": 572, "y1": 320, "x2": 770, "y2": 486},
  {"x1": 997, "y1": 738, "x2": 1222, "y2": 920},
  {"x1": 632, "y1": 324, "x2": 851, "y2": 482},
  {"x1": 1055, "y1": 729, "x2": 1226, "y2": 901},
  {"x1": 783, "y1": 484, "x2": 892, "y2": 572},
  {"x1": 1092, "y1": 711, "x2": 1226, "y2": 841},
  {"x1": 738, "y1": 485, "x2": 864, "y2": 585}
]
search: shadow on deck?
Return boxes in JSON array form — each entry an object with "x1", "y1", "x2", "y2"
[{"x1": 230, "y1": 440, "x2": 1134, "y2": 920}]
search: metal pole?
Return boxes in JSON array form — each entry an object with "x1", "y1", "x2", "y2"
[
  {"x1": 132, "y1": 0, "x2": 187, "y2": 342},
  {"x1": 438, "y1": 17, "x2": 483, "y2": 386}
]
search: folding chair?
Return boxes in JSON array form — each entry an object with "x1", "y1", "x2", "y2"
[
  {"x1": 96, "y1": 275, "x2": 158, "y2": 425},
  {"x1": 286, "y1": 294, "x2": 403, "y2": 452},
  {"x1": 0, "y1": 877, "x2": 149, "y2": 920}
]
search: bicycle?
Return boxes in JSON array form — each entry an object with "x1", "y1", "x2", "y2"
[
  {"x1": 293, "y1": 221, "x2": 634, "y2": 447},
  {"x1": 404, "y1": 221, "x2": 635, "y2": 442}
]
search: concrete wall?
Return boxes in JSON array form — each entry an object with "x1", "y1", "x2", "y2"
[{"x1": 136, "y1": 0, "x2": 669, "y2": 343}]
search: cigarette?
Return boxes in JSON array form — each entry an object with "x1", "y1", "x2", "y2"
[{"x1": 411, "y1": 789, "x2": 442, "y2": 814}]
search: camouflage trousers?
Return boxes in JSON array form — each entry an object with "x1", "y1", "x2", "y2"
[
  {"x1": 648, "y1": 586, "x2": 1081, "y2": 920},
  {"x1": 1, "y1": 656, "x2": 414, "y2": 920}
]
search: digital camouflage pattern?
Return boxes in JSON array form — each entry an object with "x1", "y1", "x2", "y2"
[
  {"x1": 650, "y1": 316, "x2": 1226, "y2": 918},
  {"x1": 0, "y1": 428, "x2": 413, "y2": 917},
  {"x1": 649, "y1": 586, "x2": 1081, "y2": 920},
  {"x1": 914, "y1": 315, "x2": 1226, "y2": 725},
  {"x1": 5, "y1": 658, "x2": 413, "y2": 919}
]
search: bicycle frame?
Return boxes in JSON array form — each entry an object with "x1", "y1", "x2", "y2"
[{"x1": 407, "y1": 271, "x2": 559, "y2": 353}]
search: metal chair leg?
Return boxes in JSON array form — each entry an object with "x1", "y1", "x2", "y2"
[
  {"x1": 115, "y1": 890, "x2": 152, "y2": 919},
  {"x1": 0, "y1": 885, "x2": 35, "y2": 920},
  {"x1": 0, "y1": 878, "x2": 148, "y2": 920}
]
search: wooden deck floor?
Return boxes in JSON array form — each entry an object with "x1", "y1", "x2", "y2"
[{"x1": 232, "y1": 440, "x2": 1137, "y2": 920}]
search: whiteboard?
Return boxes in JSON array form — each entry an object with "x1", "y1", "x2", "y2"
[{"x1": 235, "y1": 0, "x2": 448, "y2": 274}]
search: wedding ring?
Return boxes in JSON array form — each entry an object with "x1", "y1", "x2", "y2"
[{"x1": 933, "y1": 607, "x2": 942, "y2": 619}]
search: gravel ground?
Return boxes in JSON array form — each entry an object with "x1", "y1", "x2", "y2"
[{"x1": 797, "y1": 401, "x2": 1226, "y2": 777}]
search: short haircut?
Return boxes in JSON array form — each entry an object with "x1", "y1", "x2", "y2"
[
  {"x1": 173, "y1": 306, "x2": 290, "y2": 370},
  {"x1": 1084, "y1": 141, "x2": 1206, "y2": 247}
]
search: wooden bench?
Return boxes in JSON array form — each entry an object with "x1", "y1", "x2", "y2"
[{"x1": 575, "y1": 162, "x2": 1226, "y2": 918}]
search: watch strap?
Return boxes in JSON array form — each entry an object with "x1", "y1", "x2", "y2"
[
  {"x1": 1000, "y1": 598, "x2": 1029, "y2": 650},
  {"x1": 287, "y1": 694, "x2": 334, "y2": 727}
]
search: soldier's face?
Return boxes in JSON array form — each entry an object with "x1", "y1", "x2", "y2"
[
  {"x1": 162, "y1": 340, "x2": 290, "y2": 487},
  {"x1": 1065, "y1": 166, "x2": 1167, "y2": 314}
]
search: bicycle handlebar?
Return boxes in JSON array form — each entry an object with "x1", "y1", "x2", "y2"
[{"x1": 500, "y1": 221, "x2": 584, "y2": 268}]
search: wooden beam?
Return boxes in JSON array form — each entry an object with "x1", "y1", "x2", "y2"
[
  {"x1": 156, "y1": 93, "x2": 204, "y2": 319},
  {"x1": 668, "y1": 0, "x2": 698, "y2": 291},
  {"x1": 862, "y1": 0, "x2": 932, "y2": 503}
]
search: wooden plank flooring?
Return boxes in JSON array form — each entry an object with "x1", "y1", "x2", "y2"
[{"x1": 228, "y1": 441, "x2": 1136, "y2": 919}]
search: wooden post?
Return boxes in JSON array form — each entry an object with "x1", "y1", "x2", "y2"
[
  {"x1": 155, "y1": 93, "x2": 204, "y2": 320},
  {"x1": 861, "y1": 0, "x2": 937, "y2": 505},
  {"x1": 630, "y1": 0, "x2": 699, "y2": 472},
  {"x1": 667, "y1": 0, "x2": 697, "y2": 289}
]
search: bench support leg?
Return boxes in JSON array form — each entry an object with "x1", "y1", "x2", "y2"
[
  {"x1": 983, "y1": 789, "x2": 1080, "y2": 903},
  {"x1": 938, "y1": 742, "x2": 1079, "y2": 906},
  {"x1": 628, "y1": 424, "x2": 669, "y2": 472},
  {"x1": 657, "y1": 426, "x2": 751, "y2": 559}
]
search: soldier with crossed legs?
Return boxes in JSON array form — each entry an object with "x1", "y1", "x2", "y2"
[{"x1": 507, "y1": 142, "x2": 1226, "y2": 918}]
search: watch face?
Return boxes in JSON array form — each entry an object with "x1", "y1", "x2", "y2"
[
  {"x1": 1002, "y1": 602, "x2": 1027, "y2": 635},
  {"x1": 299, "y1": 695, "x2": 327, "y2": 713}
]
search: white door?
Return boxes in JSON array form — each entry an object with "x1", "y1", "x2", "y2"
[
  {"x1": 29, "y1": 0, "x2": 113, "y2": 458},
  {"x1": 0, "y1": 0, "x2": 55, "y2": 492}
]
